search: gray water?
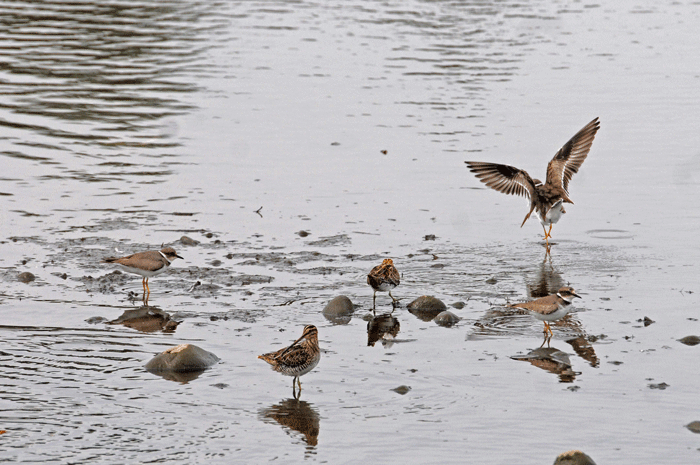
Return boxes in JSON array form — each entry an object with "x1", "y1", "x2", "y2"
[{"x1": 1, "y1": 0, "x2": 700, "y2": 463}]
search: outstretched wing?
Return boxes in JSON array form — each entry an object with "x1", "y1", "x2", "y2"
[
  {"x1": 546, "y1": 117, "x2": 600, "y2": 195},
  {"x1": 465, "y1": 161, "x2": 537, "y2": 200}
]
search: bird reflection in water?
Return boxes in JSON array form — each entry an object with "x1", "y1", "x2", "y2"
[
  {"x1": 512, "y1": 334, "x2": 600, "y2": 382},
  {"x1": 526, "y1": 248, "x2": 564, "y2": 299},
  {"x1": 512, "y1": 345, "x2": 578, "y2": 382},
  {"x1": 566, "y1": 336, "x2": 599, "y2": 367},
  {"x1": 107, "y1": 306, "x2": 180, "y2": 333},
  {"x1": 367, "y1": 313, "x2": 400, "y2": 347},
  {"x1": 259, "y1": 398, "x2": 320, "y2": 452}
]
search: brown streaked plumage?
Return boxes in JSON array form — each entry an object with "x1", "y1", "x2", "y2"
[
  {"x1": 259, "y1": 325, "x2": 320, "y2": 396},
  {"x1": 103, "y1": 246, "x2": 183, "y2": 298},
  {"x1": 367, "y1": 258, "x2": 401, "y2": 308},
  {"x1": 465, "y1": 117, "x2": 600, "y2": 245},
  {"x1": 509, "y1": 286, "x2": 581, "y2": 337}
]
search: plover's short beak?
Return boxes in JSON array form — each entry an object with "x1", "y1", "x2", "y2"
[
  {"x1": 176, "y1": 254, "x2": 184, "y2": 260},
  {"x1": 573, "y1": 292, "x2": 581, "y2": 299}
]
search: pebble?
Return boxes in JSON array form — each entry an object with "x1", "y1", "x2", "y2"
[
  {"x1": 434, "y1": 310, "x2": 460, "y2": 327},
  {"x1": 685, "y1": 421, "x2": 700, "y2": 434},
  {"x1": 553, "y1": 450, "x2": 596, "y2": 465},
  {"x1": 679, "y1": 335, "x2": 700, "y2": 346},
  {"x1": 322, "y1": 295, "x2": 354, "y2": 324},
  {"x1": 180, "y1": 235, "x2": 199, "y2": 246},
  {"x1": 17, "y1": 272, "x2": 35, "y2": 283},
  {"x1": 391, "y1": 385, "x2": 411, "y2": 395},
  {"x1": 407, "y1": 296, "x2": 446, "y2": 312}
]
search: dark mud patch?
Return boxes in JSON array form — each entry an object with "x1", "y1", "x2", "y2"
[{"x1": 305, "y1": 234, "x2": 350, "y2": 247}]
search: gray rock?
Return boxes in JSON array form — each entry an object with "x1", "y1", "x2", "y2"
[
  {"x1": 407, "y1": 295, "x2": 446, "y2": 312},
  {"x1": 145, "y1": 344, "x2": 219, "y2": 373},
  {"x1": 17, "y1": 272, "x2": 35, "y2": 283},
  {"x1": 180, "y1": 236, "x2": 199, "y2": 246},
  {"x1": 407, "y1": 296, "x2": 446, "y2": 321},
  {"x1": 322, "y1": 295, "x2": 354, "y2": 324},
  {"x1": 553, "y1": 450, "x2": 596, "y2": 465},
  {"x1": 434, "y1": 310, "x2": 460, "y2": 327}
]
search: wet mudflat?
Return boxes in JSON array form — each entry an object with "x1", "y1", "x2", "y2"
[{"x1": 1, "y1": 1, "x2": 700, "y2": 463}]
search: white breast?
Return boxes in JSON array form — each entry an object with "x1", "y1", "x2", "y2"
[{"x1": 537, "y1": 199, "x2": 565, "y2": 227}]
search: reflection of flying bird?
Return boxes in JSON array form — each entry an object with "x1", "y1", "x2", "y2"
[
  {"x1": 509, "y1": 287, "x2": 581, "y2": 337},
  {"x1": 103, "y1": 246, "x2": 183, "y2": 299},
  {"x1": 465, "y1": 118, "x2": 600, "y2": 245},
  {"x1": 259, "y1": 325, "x2": 320, "y2": 397},
  {"x1": 367, "y1": 259, "x2": 400, "y2": 308}
]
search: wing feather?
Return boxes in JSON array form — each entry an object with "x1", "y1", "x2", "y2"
[
  {"x1": 465, "y1": 161, "x2": 537, "y2": 200},
  {"x1": 546, "y1": 117, "x2": 600, "y2": 194}
]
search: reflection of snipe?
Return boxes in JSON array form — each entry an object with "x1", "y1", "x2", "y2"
[
  {"x1": 367, "y1": 313, "x2": 400, "y2": 347},
  {"x1": 259, "y1": 325, "x2": 320, "y2": 398},
  {"x1": 260, "y1": 397, "x2": 320, "y2": 449},
  {"x1": 511, "y1": 346, "x2": 578, "y2": 382}
]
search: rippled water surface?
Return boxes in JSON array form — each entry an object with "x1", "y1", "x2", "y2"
[{"x1": 1, "y1": 1, "x2": 700, "y2": 463}]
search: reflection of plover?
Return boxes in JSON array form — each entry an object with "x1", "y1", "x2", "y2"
[
  {"x1": 367, "y1": 259, "x2": 400, "y2": 308},
  {"x1": 465, "y1": 118, "x2": 600, "y2": 245},
  {"x1": 259, "y1": 325, "x2": 320, "y2": 396},
  {"x1": 509, "y1": 287, "x2": 581, "y2": 336},
  {"x1": 103, "y1": 247, "x2": 183, "y2": 298}
]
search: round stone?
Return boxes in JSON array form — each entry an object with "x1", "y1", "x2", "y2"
[
  {"x1": 407, "y1": 296, "x2": 446, "y2": 312},
  {"x1": 145, "y1": 344, "x2": 219, "y2": 373},
  {"x1": 17, "y1": 272, "x2": 35, "y2": 283},
  {"x1": 434, "y1": 310, "x2": 460, "y2": 327},
  {"x1": 553, "y1": 450, "x2": 597, "y2": 465},
  {"x1": 322, "y1": 295, "x2": 354, "y2": 324},
  {"x1": 180, "y1": 236, "x2": 199, "y2": 246}
]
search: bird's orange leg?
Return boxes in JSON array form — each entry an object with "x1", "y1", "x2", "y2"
[{"x1": 544, "y1": 321, "x2": 553, "y2": 337}]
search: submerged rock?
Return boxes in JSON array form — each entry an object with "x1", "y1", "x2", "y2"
[
  {"x1": 553, "y1": 450, "x2": 596, "y2": 465},
  {"x1": 322, "y1": 295, "x2": 354, "y2": 324},
  {"x1": 407, "y1": 296, "x2": 446, "y2": 312},
  {"x1": 145, "y1": 344, "x2": 219, "y2": 373},
  {"x1": 407, "y1": 296, "x2": 446, "y2": 321},
  {"x1": 17, "y1": 272, "x2": 35, "y2": 283},
  {"x1": 434, "y1": 310, "x2": 460, "y2": 327}
]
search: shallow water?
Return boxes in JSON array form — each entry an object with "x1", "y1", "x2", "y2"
[{"x1": 1, "y1": 0, "x2": 700, "y2": 463}]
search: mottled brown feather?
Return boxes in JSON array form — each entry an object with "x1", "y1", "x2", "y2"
[
  {"x1": 367, "y1": 259, "x2": 400, "y2": 290},
  {"x1": 546, "y1": 117, "x2": 600, "y2": 196}
]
